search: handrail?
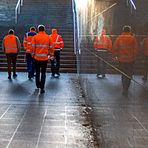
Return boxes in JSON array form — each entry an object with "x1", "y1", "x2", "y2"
[
  {"x1": 72, "y1": 0, "x2": 76, "y2": 54},
  {"x1": 72, "y1": 0, "x2": 80, "y2": 74},
  {"x1": 72, "y1": 0, "x2": 80, "y2": 54},
  {"x1": 15, "y1": 0, "x2": 23, "y2": 24}
]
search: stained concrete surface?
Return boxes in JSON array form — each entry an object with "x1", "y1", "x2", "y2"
[
  {"x1": 0, "y1": 72, "x2": 96, "y2": 148},
  {"x1": 80, "y1": 74, "x2": 148, "y2": 148},
  {"x1": 1, "y1": 72, "x2": 148, "y2": 148}
]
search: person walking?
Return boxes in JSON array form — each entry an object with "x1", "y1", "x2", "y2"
[
  {"x1": 2, "y1": 29, "x2": 21, "y2": 79},
  {"x1": 112, "y1": 25, "x2": 138, "y2": 96},
  {"x1": 23, "y1": 26, "x2": 37, "y2": 79},
  {"x1": 30, "y1": 25, "x2": 54, "y2": 94},
  {"x1": 49, "y1": 29, "x2": 64, "y2": 77},
  {"x1": 93, "y1": 29, "x2": 112, "y2": 78}
]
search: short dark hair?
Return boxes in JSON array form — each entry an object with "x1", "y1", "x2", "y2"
[
  {"x1": 123, "y1": 25, "x2": 131, "y2": 32},
  {"x1": 38, "y1": 25, "x2": 45, "y2": 31},
  {"x1": 30, "y1": 26, "x2": 36, "y2": 31},
  {"x1": 8, "y1": 29, "x2": 14, "y2": 34}
]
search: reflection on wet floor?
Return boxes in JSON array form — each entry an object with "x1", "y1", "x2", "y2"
[
  {"x1": 1, "y1": 72, "x2": 148, "y2": 147},
  {"x1": 0, "y1": 72, "x2": 96, "y2": 148},
  {"x1": 80, "y1": 74, "x2": 148, "y2": 148}
]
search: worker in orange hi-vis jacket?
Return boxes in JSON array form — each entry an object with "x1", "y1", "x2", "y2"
[
  {"x1": 93, "y1": 29, "x2": 112, "y2": 79},
  {"x1": 2, "y1": 29, "x2": 21, "y2": 80},
  {"x1": 141, "y1": 34, "x2": 148, "y2": 81},
  {"x1": 30, "y1": 25, "x2": 54, "y2": 94},
  {"x1": 112, "y1": 25, "x2": 138, "y2": 97},
  {"x1": 23, "y1": 26, "x2": 37, "y2": 79},
  {"x1": 49, "y1": 29, "x2": 64, "y2": 78}
]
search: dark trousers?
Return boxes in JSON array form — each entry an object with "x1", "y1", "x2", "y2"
[
  {"x1": 96, "y1": 49, "x2": 107, "y2": 75},
  {"x1": 34, "y1": 59, "x2": 48, "y2": 89},
  {"x1": 26, "y1": 53, "x2": 35, "y2": 77},
  {"x1": 119, "y1": 62, "x2": 134, "y2": 92},
  {"x1": 97, "y1": 59, "x2": 106, "y2": 75},
  {"x1": 50, "y1": 50, "x2": 60, "y2": 75},
  {"x1": 6, "y1": 53, "x2": 17, "y2": 76},
  {"x1": 143, "y1": 56, "x2": 148, "y2": 79}
]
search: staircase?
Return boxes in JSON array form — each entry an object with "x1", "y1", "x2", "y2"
[
  {"x1": 0, "y1": 0, "x2": 76, "y2": 73},
  {"x1": 0, "y1": 0, "x2": 17, "y2": 26},
  {"x1": 79, "y1": 36, "x2": 145, "y2": 75}
]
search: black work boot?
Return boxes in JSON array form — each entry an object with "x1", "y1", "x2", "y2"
[
  {"x1": 13, "y1": 73, "x2": 17, "y2": 78},
  {"x1": 40, "y1": 89, "x2": 45, "y2": 94},
  {"x1": 8, "y1": 73, "x2": 11, "y2": 79}
]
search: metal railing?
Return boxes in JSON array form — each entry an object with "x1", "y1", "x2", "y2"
[
  {"x1": 15, "y1": 0, "x2": 23, "y2": 24},
  {"x1": 72, "y1": 0, "x2": 81, "y2": 74},
  {"x1": 72, "y1": 0, "x2": 76, "y2": 54}
]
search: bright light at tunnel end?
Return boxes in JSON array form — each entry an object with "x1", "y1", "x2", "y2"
[{"x1": 75, "y1": 0, "x2": 89, "y2": 9}]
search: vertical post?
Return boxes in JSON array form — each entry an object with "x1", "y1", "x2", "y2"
[
  {"x1": 21, "y1": 0, "x2": 23, "y2": 6},
  {"x1": 72, "y1": 0, "x2": 81, "y2": 75},
  {"x1": 18, "y1": 4, "x2": 21, "y2": 14},
  {"x1": 127, "y1": 0, "x2": 129, "y2": 6},
  {"x1": 15, "y1": 0, "x2": 23, "y2": 24},
  {"x1": 72, "y1": 0, "x2": 76, "y2": 54}
]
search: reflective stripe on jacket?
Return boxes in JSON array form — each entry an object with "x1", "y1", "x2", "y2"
[
  {"x1": 50, "y1": 29, "x2": 64, "y2": 49},
  {"x1": 112, "y1": 32, "x2": 138, "y2": 62},
  {"x1": 30, "y1": 31, "x2": 54, "y2": 61},
  {"x1": 93, "y1": 35, "x2": 112, "y2": 50},
  {"x1": 3, "y1": 35, "x2": 20, "y2": 53},
  {"x1": 23, "y1": 31, "x2": 37, "y2": 53}
]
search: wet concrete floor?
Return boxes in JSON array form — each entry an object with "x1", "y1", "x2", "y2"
[
  {"x1": 0, "y1": 72, "x2": 97, "y2": 148},
  {"x1": 81, "y1": 74, "x2": 148, "y2": 148}
]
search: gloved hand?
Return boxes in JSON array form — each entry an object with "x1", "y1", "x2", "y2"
[
  {"x1": 112, "y1": 56, "x2": 118, "y2": 61},
  {"x1": 49, "y1": 55, "x2": 54, "y2": 60}
]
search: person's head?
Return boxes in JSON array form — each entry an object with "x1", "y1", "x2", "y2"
[
  {"x1": 8, "y1": 29, "x2": 14, "y2": 35},
  {"x1": 30, "y1": 26, "x2": 36, "y2": 32},
  {"x1": 123, "y1": 25, "x2": 131, "y2": 32},
  {"x1": 38, "y1": 25, "x2": 45, "y2": 32},
  {"x1": 52, "y1": 29, "x2": 57, "y2": 34}
]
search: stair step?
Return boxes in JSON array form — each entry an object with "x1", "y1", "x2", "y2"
[{"x1": 0, "y1": 0, "x2": 76, "y2": 73}]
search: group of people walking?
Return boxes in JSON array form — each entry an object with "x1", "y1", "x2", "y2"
[
  {"x1": 2, "y1": 24, "x2": 148, "y2": 96},
  {"x1": 2, "y1": 25, "x2": 64, "y2": 94},
  {"x1": 94, "y1": 25, "x2": 147, "y2": 97}
]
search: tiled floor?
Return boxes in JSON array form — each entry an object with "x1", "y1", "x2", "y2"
[
  {"x1": 0, "y1": 72, "x2": 96, "y2": 148},
  {"x1": 1, "y1": 72, "x2": 148, "y2": 148}
]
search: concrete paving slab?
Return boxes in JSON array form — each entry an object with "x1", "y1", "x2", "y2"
[
  {"x1": 0, "y1": 72, "x2": 97, "y2": 148},
  {"x1": 79, "y1": 74, "x2": 148, "y2": 148}
]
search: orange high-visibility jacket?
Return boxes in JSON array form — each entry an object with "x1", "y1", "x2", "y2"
[
  {"x1": 30, "y1": 31, "x2": 54, "y2": 61},
  {"x1": 142, "y1": 37, "x2": 148, "y2": 56},
  {"x1": 112, "y1": 32, "x2": 138, "y2": 62},
  {"x1": 23, "y1": 31, "x2": 37, "y2": 53},
  {"x1": 93, "y1": 30, "x2": 112, "y2": 50},
  {"x1": 3, "y1": 34, "x2": 21, "y2": 54},
  {"x1": 50, "y1": 29, "x2": 64, "y2": 50}
]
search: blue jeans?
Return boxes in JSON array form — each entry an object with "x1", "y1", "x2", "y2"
[{"x1": 26, "y1": 53, "x2": 35, "y2": 77}]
